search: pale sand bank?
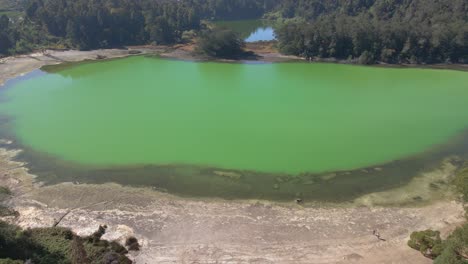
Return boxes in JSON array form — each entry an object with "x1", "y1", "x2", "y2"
[{"x1": 0, "y1": 147, "x2": 465, "y2": 264}]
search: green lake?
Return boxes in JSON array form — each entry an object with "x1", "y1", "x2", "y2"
[{"x1": 1, "y1": 56, "x2": 468, "y2": 201}]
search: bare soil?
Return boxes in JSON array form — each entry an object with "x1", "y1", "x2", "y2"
[{"x1": 0, "y1": 146, "x2": 465, "y2": 264}]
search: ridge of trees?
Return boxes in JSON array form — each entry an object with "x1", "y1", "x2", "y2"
[
  {"x1": 0, "y1": 0, "x2": 467, "y2": 64},
  {"x1": 274, "y1": 0, "x2": 468, "y2": 64},
  {"x1": 195, "y1": 27, "x2": 247, "y2": 59},
  {"x1": 0, "y1": 0, "x2": 278, "y2": 55},
  {"x1": 408, "y1": 164, "x2": 468, "y2": 263}
]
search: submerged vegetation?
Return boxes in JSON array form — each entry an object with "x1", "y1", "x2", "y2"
[{"x1": 1, "y1": 0, "x2": 467, "y2": 64}]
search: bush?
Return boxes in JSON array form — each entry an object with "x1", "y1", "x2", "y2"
[
  {"x1": 434, "y1": 223, "x2": 468, "y2": 264},
  {"x1": 408, "y1": 229, "x2": 444, "y2": 259},
  {"x1": 0, "y1": 221, "x2": 131, "y2": 264}
]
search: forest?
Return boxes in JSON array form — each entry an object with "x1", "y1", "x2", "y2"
[
  {"x1": 0, "y1": 0, "x2": 277, "y2": 53},
  {"x1": 0, "y1": 0, "x2": 467, "y2": 64},
  {"x1": 274, "y1": 0, "x2": 468, "y2": 64}
]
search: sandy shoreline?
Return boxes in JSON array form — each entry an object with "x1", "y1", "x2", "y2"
[
  {"x1": 0, "y1": 48, "x2": 159, "y2": 87},
  {"x1": 0, "y1": 44, "x2": 302, "y2": 87},
  {"x1": 0, "y1": 145, "x2": 466, "y2": 263},
  {"x1": 0, "y1": 47, "x2": 467, "y2": 263}
]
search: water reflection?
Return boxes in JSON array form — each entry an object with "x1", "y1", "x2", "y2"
[{"x1": 213, "y1": 19, "x2": 276, "y2": 42}]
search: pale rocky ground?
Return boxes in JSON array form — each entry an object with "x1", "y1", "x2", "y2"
[
  {"x1": 0, "y1": 146, "x2": 465, "y2": 264},
  {"x1": 0, "y1": 50, "x2": 466, "y2": 264}
]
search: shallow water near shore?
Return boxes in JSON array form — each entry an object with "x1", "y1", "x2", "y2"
[{"x1": 1, "y1": 56, "x2": 468, "y2": 201}]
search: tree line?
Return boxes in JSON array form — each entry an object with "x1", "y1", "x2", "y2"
[
  {"x1": 1, "y1": 0, "x2": 467, "y2": 64},
  {"x1": 0, "y1": 0, "x2": 278, "y2": 55},
  {"x1": 274, "y1": 0, "x2": 468, "y2": 64}
]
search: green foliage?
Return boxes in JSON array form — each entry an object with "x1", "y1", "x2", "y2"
[
  {"x1": 408, "y1": 229, "x2": 444, "y2": 259},
  {"x1": 434, "y1": 224, "x2": 468, "y2": 264},
  {"x1": 274, "y1": 0, "x2": 468, "y2": 64},
  {"x1": 0, "y1": 0, "x2": 280, "y2": 55},
  {"x1": 2, "y1": 0, "x2": 467, "y2": 65},
  {"x1": 196, "y1": 28, "x2": 246, "y2": 58},
  {"x1": 0, "y1": 220, "x2": 131, "y2": 264}
]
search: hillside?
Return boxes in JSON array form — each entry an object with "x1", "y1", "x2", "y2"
[
  {"x1": 273, "y1": 0, "x2": 468, "y2": 64},
  {"x1": 0, "y1": 0, "x2": 24, "y2": 18},
  {"x1": 0, "y1": 0, "x2": 467, "y2": 64}
]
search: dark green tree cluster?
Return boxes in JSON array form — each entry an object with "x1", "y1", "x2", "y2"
[
  {"x1": 0, "y1": 0, "x2": 279, "y2": 54},
  {"x1": 188, "y1": 0, "x2": 279, "y2": 20},
  {"x1": 408, "y1": 226, "x2": 468, "y2": 264},
  {"x1": 143, "y1": 1, "x2": 200, "y2": 45},
  {"x1": 275, "y1": 0, "x2": 468, "y2": 64},
  {"x1": 196, "y1": 28, "x2": 246, "y2": 59},
  {"x1": 408, "y1": 229, "x2": 444, "y2": 259},
  {"x1": 26, "y1": 0, "x2": 149, "y2": 50},
  {"x1": 0, "y1": 15, "x2": 12, "y2": 55},
  {"x1": 0, "y1": 11, "x2": 54, "y2": 56}
]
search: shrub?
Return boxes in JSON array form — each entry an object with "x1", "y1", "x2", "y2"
[
  {"x1": 434, "y1": 224, "x2": 468, "y2": 264},
  {"x1": 408, "y1": 229, "x2": 443, "y2": 259}
]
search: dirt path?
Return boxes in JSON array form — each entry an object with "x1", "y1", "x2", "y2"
[{"x1": 0, "y1": 147, "x2": 465, "y2": 264}]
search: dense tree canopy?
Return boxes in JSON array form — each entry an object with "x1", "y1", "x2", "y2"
[
  {"x1": 274, "y1": 0, "x2": 468, "y2": 64},
  {"x1": 0, "y1": 0, "x2": 278, "y2": 54},
  {"x1": 0, "y1": 0, "x2": 467, "y2": 64},
  {"x1": 196, "y1": 28, "x2": 246, "y2": 58}
]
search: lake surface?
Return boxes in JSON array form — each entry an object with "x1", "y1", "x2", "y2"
[
  {"x1": 214, "y1": 19, "x2": 276, "y2": 42},
  {"x1": 1, "y1": 56, "x2": 468, "y2": 200}
]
